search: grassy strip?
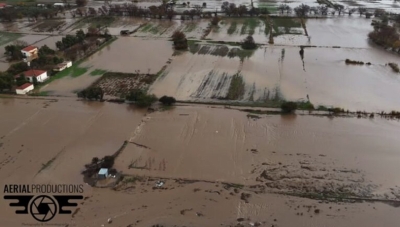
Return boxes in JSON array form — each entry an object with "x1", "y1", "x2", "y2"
[
  {"x1": 226, "y1": 74, "x2": 245, "y2": 100},
  {"x1": 0, "y1": 32, "x2": 22, "y2": 46},
  {"x1": 227, "y1": 21, "x2": 237, "y2": 35},
  {"x1": 90, "y1": 69, "x2": 107, "y2": 76},
  {"x1": 33, "y1": 37, "x2": 117, "y2": 91}
]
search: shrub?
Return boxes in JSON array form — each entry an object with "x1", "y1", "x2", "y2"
[
  {"x1": 77, "y1": 87, "x2": 104, "y2": 101},
  {"x1": 241, "y1": 35, "x2": 257, "y2": 50},
  {"x1": 281, "y1": 101, "x2": 297, "y2": 113},
  {"x1": 101, "y1": 156, "x2": 114, "y2": 168},
  {"x1": 388, "y1": 62, "x2": 399, "y2": 73},
  {"x1": 172, "y1": 30, "x2": 188, "y2": 50},
  {"x1": 211, "y1": 16, "x2": 220, "y2": 26},
  {"x1": 159, "y1": 96, "x2": 176, "y2": 105},
  {"x1": 126, "y1": 89, "x2": 158, "y2": 107}
]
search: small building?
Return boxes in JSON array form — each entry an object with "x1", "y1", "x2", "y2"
[
  {"x1": 15, "y1": 70, "x2": 48, "y2": 83},
  {"x1": 21, "y1": 46, "x2": 38, "y2": 58},
  {"x1": 0, "y1": 3, "x2": 7, "y2": 8},
  {"x1": 54, "y1": 3, "x2": 65, "y2": 7},
  {"x1": 98, "y1": 168, "x2": 108, "y2": 179},
  {"x1": 53, "y1": 61, "x2": 72, "y2": 72},
  {"x1": 16, "y1": 83, "x2": 34, "y2": 95}
]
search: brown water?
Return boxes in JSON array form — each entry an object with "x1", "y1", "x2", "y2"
[
  {"x1": 0, "y1": 98, "x2": 399, "y2": 226},
  {"x1": 81, "y1": 37, "x2": 173, "y2": 74}
]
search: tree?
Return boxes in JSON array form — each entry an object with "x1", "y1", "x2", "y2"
[
  {"x1": 318, "y1": 5, "x2": 328, "y2": 15},
  {"x1": 348, "y1": 8, "x2": 356, "y2": 16},
  {"x1": 294, "y1": 4, "x2": 310, "y2": 17},
  {"x1": 76, "y1": 0, "x2": 87, "y2": 7},
  {"x1": 358, "y1": 7, "x2": 366, "y2": 16},
  {"x1": 91, "y1": 157, "x2": 99, "y2": 164},
  {"x1": 211, "y1": 16, "x2": 220, "y2": 26},
  {"x1": 0, "y1": 73, "x2": 15, "y2": 92},
  {"x1": 166, "y1": 9, "x2": 174, "y2": 21},
  {"x1": 77, "y1": 87, "x2": 104, "y2": 100},
  {"x1": 171, "y1": 30, "x2": 188, "y2": 50},
  {"x1": 7, "y1": 62, "x2": 29, "y2": 75},
  {"x1": 285, "y1": 5, "x2": 292, "y2": 14},
  {"x1": 333, "y1": 4, "x2": 344, "y2": 16},
  {"x1": 126, "y1": 89, "x2": 158, "y2": 107},
  {"x1": 16, "y1": 74, "x2": 29, "y2": 87},
  {"x1": 241, "y1": 35, "x2": 257, "y2": 49},
  {"x1": 32, "y1": 76, "x2": 38, "y2": 86},
  {"x1": 238, "y1": 5, "x2": 247, "y2": 16},
  {"x1": 101, "y1": 156, "x2": 114, "y2": 168},
  {"x1": 38, "y1": 45, "x2": 56, "y2": 56},
  {"x1": 159, "y1": 96, "x2": 176, "y2": 105},
  {"x1": 76, "y1": 29, "x2": 86, "y2": 42},
  {"x1": 278, "y1": 4, "x2": 287, "y2": 14},
  {"x1": 221, "y1": 1, "x2": 229, "y2": 12},
  {"x1": 281, "y1": 101, "x2": 297, "y2": 113}
]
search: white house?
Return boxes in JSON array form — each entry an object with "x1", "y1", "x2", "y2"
[
  {"x1": 98, "y1": 168, "x2": 108, "y2": 179},
  {"x1": 16, "y1": 83, "x2": 34, "y2": 95},
  {"x1": 53, "y1": 61, "x2": 72, "y2": 72},
  {"x1": 21, "y1": 46, "x2": 38, "y2": 58},
  {"x1": 15, "y1": 70, "x2": 48, "y2": 83}
]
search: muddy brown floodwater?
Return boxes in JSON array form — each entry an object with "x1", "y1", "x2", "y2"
[{"x1": 0, "y1": 98, "x2": 399, "y2": 227}]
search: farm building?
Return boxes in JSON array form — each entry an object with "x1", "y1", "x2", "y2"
[
  {"x1": 98, "y1": 168, "x2": 108, "y2": 179},
  {"x1": 16, "y1": 83, "x2": 34, "y2": 95},
  {"x1": 21, "y1": 46, "x2": 38, "y2": 58},
  {"x1": 15, "y1": 70, "x2": 48, "y2": 83},
  {"x1": 53, "y1": 61, "x2": 72, "y2": 72}
]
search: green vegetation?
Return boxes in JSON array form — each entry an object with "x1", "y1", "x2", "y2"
[
  {"x1": 258, "y1": 4, "x2": 278, "y2": 13},
  {"x1": 79, "y1": 16, "x2": 115, "y2": 29},
  {"x1": 297, "y1": 101, "x2": 314, "y2": 110},
  {"x1": 140, "y1": 24, "x2": 153, "y2": 32},
  {"x1": 241, "y1": 18, "x2": 260, "y2": 35},
  {"x1": 241, "y1": 35, "x2": 257, "y2": 50},
  {"x1": 226, "y1": 74, "x2": 245, "y2": 100},
  {"x1": 183, "y1": 23, "x2": 197, "y2": 33},
  {"x1": 227, "y1": 21, "x2": 238, "y2": 35},
  {"x1": 126, "y1": 89, "x2": 158, "y2": 107},
  {"x1": 281, "y1": 101, "x2": 298, "y2": 113},
  {"x1": 172, "y1": 30, "x2": 188, "y2": 50},
  {"x1": 272, "y1": 18, "x2": 302, "y2": 36},
  {"x1": 159, "y1": 95, "x2": 176, "y2": 106},
  {"x1": 90, "y1": 69, "x2": 107, "y2": 76},
  {"x1": 77, "y1": 87, "x2": 104, "y2": 101}
]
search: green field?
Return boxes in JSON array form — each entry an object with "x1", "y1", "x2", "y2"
[{"x1": 0, "y1": 32, "x2": 22, "y2": 46}]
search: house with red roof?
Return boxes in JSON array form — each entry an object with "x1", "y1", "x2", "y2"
[
  {"x1": 15, "y1": 69, "x2": 48, "y2": 83},
  {"x1": 21, "y1": 46, "x2": 38, "y2": 59},
  {"x1": 0, "y1": 3, "x2": 7, "y2": 9},
  {"x1": 16, "y1": 83, "x2": 34, "y2": 95}
]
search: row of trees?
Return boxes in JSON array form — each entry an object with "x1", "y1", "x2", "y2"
[
  {"x1": 77, "y1": 87, "x2": 176, "y2": 107},
  {"x1": 278, "y1": 3, "x2": 373, "y2": 17},
  {"x1": 4, "y1": 40, "x2": 28, "y2": 61},
  {"x1": 221, "y1": 2, "x2": 267, "y2": 17},
  {"x1": 0, "y1": 6, "x2": 65, "y2": 22}
]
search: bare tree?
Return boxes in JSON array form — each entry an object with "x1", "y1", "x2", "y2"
[{"x1": 358, "y1": 7, "x2": 367, "y2": 16}]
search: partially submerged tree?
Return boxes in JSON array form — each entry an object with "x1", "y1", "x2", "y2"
[
  {"x1": 281, "y1": 101, "x2": 298, "y2": 113},
  {"x1": 357, "y1": 7, "x2": 367, "y2": 16},
  {"x1": 294, "y1": 4, "x2": 310, "y2": 17},
  {"x1": 159, "y1": 96, "x2": 176, "y2": 105},
  {"x1": 333, "y1": 4, "x2": 344, "y2": 16},
  {"x1": 77, "y1": 87, "x2": 104, "y2": 101},
  {"x1": 171, "y1": 30, "x2": 188, "y2": 50},
  {"x1": 76, "y1": 0, "x2": 88, "y2": 7},
  {"x1": 278, "y1": 4, "x2": 288, "y2": 14},
  {"x1": 211, "y1": 16, "x2": 220, "y2": 26},
  {"x1": 241, "y1": 35, "x2": 257, "y2": 50}
]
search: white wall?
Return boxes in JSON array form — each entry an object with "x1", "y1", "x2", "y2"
[
  {"x1": 37, "y1": 72, "x2": 48, "y2": 82},
  {"x1": 16, "y1": 85, "x2": 34, "y2": 95}
]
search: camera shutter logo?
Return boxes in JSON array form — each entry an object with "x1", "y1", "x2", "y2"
[{"x1": 4, "y1": 195, "x2": 83, "y2": 222}]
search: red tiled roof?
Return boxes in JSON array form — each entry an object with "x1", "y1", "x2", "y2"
[
  {"x1": 0, "y1": 3, "x2": 6, "y2": 7},
  {"x1": 16, "y1": 83, "x2": 33, "y2": 90},
  {"x1": 21, "y1": 46, "x2": 37, "y2": 52},
  {"x1": 15, "y1": 70, "x2": 46, "y2": 78}
]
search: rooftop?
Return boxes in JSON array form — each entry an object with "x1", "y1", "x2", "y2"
[
  {"x1": 98, "y1": 168, "x2": 108, "y2": 175},
  {"x1": 21, "y1": 46, "x2": 37, "y2": 52},
  {"x1": 16, "y1": 83, "x2": 33, "y2": 90},
  {"x1": 15, "y1": 69, "x2": 46, "y2": 78}
]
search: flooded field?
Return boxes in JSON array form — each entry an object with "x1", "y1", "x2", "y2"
[
  {"x1": 81, "y1": 37, "x2": 173, "y2": 74},
  {"x1": 150, "y1": 43, "x2": 400, "y2": 111},
  {"x1": 0, "y1": 98, "x2": 399, "y2": 226}
]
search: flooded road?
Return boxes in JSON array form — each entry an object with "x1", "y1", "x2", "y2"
[{"x1": 0, "y1": 98, "x2": 399, "y2": 226}]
